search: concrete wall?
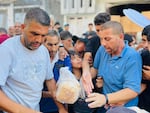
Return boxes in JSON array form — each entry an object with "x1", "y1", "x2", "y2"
[{"x1": 44, "y1": 0, "x2": 63, "y2": 26}]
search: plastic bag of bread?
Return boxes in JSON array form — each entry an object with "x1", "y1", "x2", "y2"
[{"x1": 56, "y1": 67, "x2": 81, "y2": 104}]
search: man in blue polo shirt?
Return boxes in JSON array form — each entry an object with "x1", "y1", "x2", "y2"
[{"x1": 85, "y1": 21, "x2": 142, "y2": 112}]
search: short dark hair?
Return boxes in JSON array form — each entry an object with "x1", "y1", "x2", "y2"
[
  {"x1": 101, "y1": 21, "x2": 124, "y2": 34},
  {"x1": 54, "y1": 21, "x2": 60, "y2": 26},
  {"x1": 44, "y1": 30, "x2": 60, "y2": 42},
  {"x1": 124, "y1": 34, "x2": 133, "y2": 43},
  {"x1": 142, "y1": 25, "x2": 150, "y2": 36},
  {"x1": 64, "y1": 24, "x2": 69, "y2": 27},
  {"x1": 68, "y1": 50, "x2": 78, "y2": 56},
  {"x1": 72, "y1": 35, "x2": 88, "y2": 45},
  {"x1": 60, "y1": 31, "x2": 72, "y2": 40},
  {"x1": 147, "y1": 32, "x2": 150, "y2": 41},
  {"x1": 0, "y1": 27, "x2": 7, "y2": 34},
  {"x1": 88, "y1": 23, "x2": 93, "y2": 26},
  {"x1": 47, "y1": 30, "x2": 60, "y2": 37},
  {"x1": 24, "y1": 7, "x2": 50, "y2": 26},
  {"x1": 94, "y1": 12, "x2": 111, "y2": 25}
]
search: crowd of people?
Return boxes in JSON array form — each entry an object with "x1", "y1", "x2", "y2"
[
  {"x1": 0, "y1": 7, "x2": 150, "y2": 113},
  {"x1": 0, "y1": 22, "x2": 22, "y2": 44}
]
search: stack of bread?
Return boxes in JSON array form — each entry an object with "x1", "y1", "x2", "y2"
[{"x1": 56, "y1": 67, "x2": 81, "y2": 104}]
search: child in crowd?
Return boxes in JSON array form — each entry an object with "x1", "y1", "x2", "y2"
[{"x1": 67, "y1": 50, "x2": 95, "y2": 113}]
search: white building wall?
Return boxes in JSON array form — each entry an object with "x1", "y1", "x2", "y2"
[
  {"x1": 7, "y1": 3, "x2": 14, "y2": 26},
  {"x1": 0, "y1": 7, "x2": 8, "y2": 28},
  {"x1": 0, "y1": 0, "x2": 44, "y2": 29},
  {"x1": 61, "y1": 0, "x2": 101, "y2": 36},
  {"x1": 67, "y1": 15, "x2": 95, "y2": 36}
]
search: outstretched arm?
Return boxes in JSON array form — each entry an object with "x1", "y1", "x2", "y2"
[
  {"x1": 81, "y1": 52, "x2": 95, "y2": 95},
  {"x1": 86, "y1": 88, "x2": 138, "y2": 108}
]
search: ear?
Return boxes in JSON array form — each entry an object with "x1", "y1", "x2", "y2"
[
  {"x1": 120, "y1": 33, "x2": 124, "y2": 40},
  {"x1": 21, "y1": 24, "x2": 25, "y2": 29}
]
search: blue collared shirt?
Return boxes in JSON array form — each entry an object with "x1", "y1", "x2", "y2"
[{"x1": 94, "y1": 43, "x2": 142, "y2": 107}]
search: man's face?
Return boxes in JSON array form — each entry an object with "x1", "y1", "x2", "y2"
[
  {"x1": 14, "y1": 22, "x2": 22, "y2": 35},
  {"x1": 74, "y1": 40, "x2": 85, "y2": 53},
  {"x1": 141, "y1": 35, "x2": 150, "y2": 51},
  {"x1": 95, "y1": 25, "x2": 102, "y2": 35},
  {"x1": 22, "y1": 20, "x2": 49, "y2": 50},
  {"x1": 88, "y1": 24, "x2": 93, "y2": 31},
  {"x1": 62, "y1": 38, "x2": 73, "y2": 51},
  {"x1": 64, "y1": 26, "x2": 69, "y2": 31},
  {"x1": 8, "y1": 26, "x2": 15, "y2": 36},
  {"x1": 95, "y1": 25, "x2": 103, "y2": 44},
  {"x1": 100, "y1": 28, "x2": 122, "y2": 55},
  {"x1": 44, "y1": 35, "x2": 59, "y2": 57}
]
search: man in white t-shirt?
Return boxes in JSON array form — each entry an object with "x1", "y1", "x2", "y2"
[{"x1": 0, "y1": 8, "x2": 56, "y2": 113}]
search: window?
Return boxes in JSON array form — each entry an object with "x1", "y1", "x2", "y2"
[
  {"x1": 80, "y1": 0, "x2": 83, "y2": 8},
  {"x1": 72, "y1": 0, "x2": 74, "y2": 8},
  {"x1": 64, "y1": 0, "x2": 67, "y2": 9},
  {"x1": 89, "y1": 0, "x2": 92, "y2": 7}
]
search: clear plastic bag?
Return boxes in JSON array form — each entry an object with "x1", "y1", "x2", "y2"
[{"x1": 56, "y1": 67, "x2": 81, "y2": 104}]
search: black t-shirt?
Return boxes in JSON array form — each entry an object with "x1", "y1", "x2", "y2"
[
  {"x1": 85, "y1": 35, "x2": 100, "y2": 60},
  {"x1": 141, "y1": 49, "x2": 150, "y2": 66},
  {"x1": 138, "y1": 49, "x2": 150, "y2": 112}
]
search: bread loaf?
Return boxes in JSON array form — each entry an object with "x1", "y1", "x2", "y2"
[{"x1": 56, "y1": 80, "x2": 81, "y2": 104}]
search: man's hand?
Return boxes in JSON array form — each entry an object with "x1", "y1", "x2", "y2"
[
  {"x1": 59, "y1": 47, "x2": 68, "y2": 61},
  {"x1": 143, "y1": 65, "x2": 150, "y2": 80},
  {"x1": 85, "y1": 93, "x2": 106, "y2": 108},
  {"x1": 85, "y1": 93, "x2": 124, "y2": 109}
]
